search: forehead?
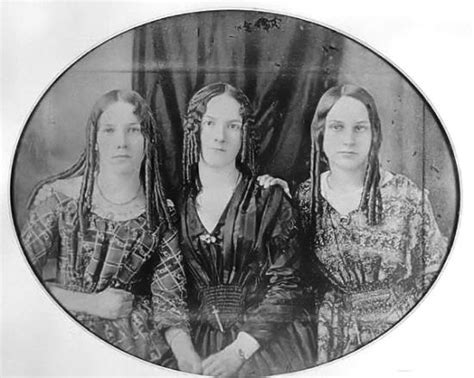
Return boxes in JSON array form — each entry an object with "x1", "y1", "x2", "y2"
[
  {"x1": 204, "y1": 94, "x2": 242, "y2": 120},
  {"x1": 326, "y1": 96, "x2": 369, "y2": 122},
  {"x1": 99, "y1": 101, "x2": 139, "y2": 124}
]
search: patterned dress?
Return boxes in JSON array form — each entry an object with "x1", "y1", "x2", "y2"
[
  {"x1": 295, "y1": 171, "x2": 448, "y2": 364},
  {"x1": 179, "y1": 175, "x2": 318, "y2": 377},
  {"x1": 20, "y1": 177, "x2": 188, "y2": 367}
]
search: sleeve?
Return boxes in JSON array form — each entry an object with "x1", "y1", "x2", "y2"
[
  {"x1": 405, "y1": 188, "x2": 448, "y2": 297},
  {"x1": 294, "y1": 180, "x2": 330, "y2": 302},
  {"x1": 20, "y1": 184, "x2": 60, "y2": 276},
  {"x1": 240, "y1": 188, "x2": 304, "y2": 346},
  {"x1": 150, "y1": 223, "x2": 190, "y2": 333}
]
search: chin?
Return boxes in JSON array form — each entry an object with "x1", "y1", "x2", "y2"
[
  {"x1": 201, "y1": 155, "x2": 234, "y2": 169},
  {"x1": 332, "y1": 160, "x2": 366, "y2": 171}
]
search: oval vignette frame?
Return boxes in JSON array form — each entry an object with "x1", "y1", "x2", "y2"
[{"x1": 8, "y1": 6, "x2": 460, "y2": 377}]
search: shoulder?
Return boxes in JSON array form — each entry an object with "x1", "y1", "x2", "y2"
[
  {"x1": 382, "y1": 171, "x2": 425, "y2": 200},
  {"x1": 31, "y1": 176, "x2": 82, "y2": 208},
  {"x1": 249, "y1": 176, "x2": 290, "y2": 204},
  {"x1": 381, "y1": 171, "x2": 430, "y2": 213},
  {"x1": 50, "y1": 176, "x2": 83, "y2": 199}
]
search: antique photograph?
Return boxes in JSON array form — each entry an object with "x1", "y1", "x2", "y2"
[{"x1": 2, "y1": 1, "x2": 470, "y2": 377}]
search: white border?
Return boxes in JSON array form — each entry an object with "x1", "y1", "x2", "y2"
[{"x1": 1, "y1": 1, "x2": 472, "y2": 377}]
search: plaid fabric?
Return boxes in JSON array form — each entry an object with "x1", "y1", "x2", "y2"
[{"x1": 20, "y1": 181, "x2": 189, "y2": 363}]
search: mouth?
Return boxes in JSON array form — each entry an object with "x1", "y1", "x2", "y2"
[
  {"x1": 112, "y1": 154, "x2": 132, "y2": 159},
  {"x1": 338, "y1": 151, "x2": 357, "y2": 155},
  {"x1": 209, "y1": 147, "x2": 226, "y2": 152}
]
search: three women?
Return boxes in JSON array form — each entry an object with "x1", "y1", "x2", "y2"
[{"x1": 20, "y1": 82, "x2": 448, "y2": 375}]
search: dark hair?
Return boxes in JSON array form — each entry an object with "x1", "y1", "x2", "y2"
[
  {"x1": 28, "y1": 89, "x2": 172, "y2": 232},
  {"x1": 182, "y1": 82, "x2": 258, "y2": 195},
  {"x1": 310, "y1": 84, "x2": 383, "y2": 230}
]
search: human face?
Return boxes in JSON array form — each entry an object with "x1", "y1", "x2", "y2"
[
  {"x1": 96, "y1": 101, "x2": 145, "y2": 175},
  {"x1": 199, "y1": 94, "x2": 243, "y2": 169},
  {"x1": 323, "y1": 96, "x2": 372, "y2": 172}
]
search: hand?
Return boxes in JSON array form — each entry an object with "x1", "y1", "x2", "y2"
[
  {"x1": 90, "y1": 288, "x2": 134, "y2": 320},
  {"x1": 202, "y1": 347, "x2": 245, "y2": 377},
  {"x1": 176, "y1": 350, "x2": 202, "y2": 374},
  {"x1": 166, "y1": 328, "x2": 203, "y2": 374},
  {"x1": 257, "y1": 174, "x2": 291, "y2": 198}
]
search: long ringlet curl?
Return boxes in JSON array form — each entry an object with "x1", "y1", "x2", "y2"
[
  {"x1": 182, "y1": 82, "x2": 258, "y2": 196},
  {"x1": 310, "y1": 84, "x2": 383, "y2": 240},
  {"x1": 28, "y1": 89, "x2": 172, "y2": 233}
]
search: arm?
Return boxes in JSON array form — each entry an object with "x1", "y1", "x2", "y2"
[
  {"x1": 150, "y1": 227, "x2": 201, "y2": 374},
  {"x1": 47, "y1": 284, "x2": 134, "y2": 319},
  {"x1": 21, "y1": 184, "x2": 59, "y2": 276},
  {"x1": 239, "y1": 189, "x2": 303, "y2": 344},
  {"x1": 22, "y1": 184, "x2": 135, "y2": 319},
  {"x1": 407, "y1": 188, "x2": 448, "y2": 295}
]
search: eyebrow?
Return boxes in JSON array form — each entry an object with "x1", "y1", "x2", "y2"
[
  {"x1": 100, "y1": 122, "x2": 141, "y2": 127},
  {"x1": 203, "y1": 115, "x2": 242, "y2": 123}
]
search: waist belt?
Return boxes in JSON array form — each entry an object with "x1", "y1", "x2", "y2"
[{"x1": 200, "y1": 284, "x2": 245, "y2": 332}]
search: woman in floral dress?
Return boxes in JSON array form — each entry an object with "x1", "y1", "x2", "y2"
[
  {"x1": 294, "y1": 84, "x2": 448, "y2": 364},
  {"x1": 20, "y1": 90, "x2": 201, "y2": 373}
]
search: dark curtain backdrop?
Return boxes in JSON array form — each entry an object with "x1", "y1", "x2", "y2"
[{"x1": 132, "y1": 11, "x2": 343, "y2": 199}]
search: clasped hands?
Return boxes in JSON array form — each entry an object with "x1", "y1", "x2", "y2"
[{"x1": 169, "y1": 329, "x2": 245, "y2": 376}]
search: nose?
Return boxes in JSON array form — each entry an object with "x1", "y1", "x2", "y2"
[
  {"x1": 213, "y1": 122, "x2": 226, "y2": 142},
  {"x1": 116, "y1": 129, "x2": 128, "y2": 148},
  {"x1": 342, "y1": 129, "x2": 356, "y2": 145}
]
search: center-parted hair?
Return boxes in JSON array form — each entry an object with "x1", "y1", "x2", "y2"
[
  {"x1": 28, "y1": 89, "x2": 172, "y2": 233},
  {"x1": 310, "y1": 84, "x2": 383, "y2": 232},
  {"x1": 182, "y1": 82, "x2": 258, "y2": 195}
]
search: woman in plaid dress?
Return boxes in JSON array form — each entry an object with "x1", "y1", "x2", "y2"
[{"x1": 20, "y1": 90, "x2": 201, "y2": 373}]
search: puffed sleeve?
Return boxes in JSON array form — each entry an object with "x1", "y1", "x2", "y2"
[
  {"x1": 20, "y1": 184, "x2": 60, "y2": 276},
  {"x1": 150, "y1": 202, "x2": 190, "y2": 332},
  {"x1": 240, "y1": 187, "x2": 303, "y2": 345},
  {"x1": 405, "y1": 186, "x2": 448, "y2": 296}
]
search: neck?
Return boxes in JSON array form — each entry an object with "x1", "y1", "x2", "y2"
[
  {"x1": 327, "y1": 165, "x2": 366, "y2": 193},
  {"x1": 96, "y1": 168, "x2": 141, "y2": 199},
  {"x1": 198, "y1": 160, "x2": 240, "y2": 190}
]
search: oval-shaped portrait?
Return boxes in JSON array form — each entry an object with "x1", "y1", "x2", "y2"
[{"x1": 10, "y1": 8, "x2": 459, "y2": 377}]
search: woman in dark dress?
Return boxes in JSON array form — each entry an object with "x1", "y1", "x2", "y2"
[{"x1": 179, "y1": 82, "x2": 317, "y2": 377}]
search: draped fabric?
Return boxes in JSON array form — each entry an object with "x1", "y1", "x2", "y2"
[{"x1": 132, "y1": 11, "x2": 343, "y2": 198}]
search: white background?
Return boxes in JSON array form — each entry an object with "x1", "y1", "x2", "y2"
[{"x1": 1, "y1": 1, "x2": 472, "y2": 377}]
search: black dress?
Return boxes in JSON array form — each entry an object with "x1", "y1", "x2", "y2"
[{"x1": 180, "y1": 175, "x2": 317, "y2": 376}]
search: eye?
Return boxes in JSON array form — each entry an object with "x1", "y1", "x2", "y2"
[
  {"x1": 228, "y1": 123, "x2": 242, "y2": 130},
  {"x1": 101, "y1": 127, "x2": 115, "y2": 134},
  {"x1": 355, "y1": 124, "x2": 369, "y2": 132},
  {"x1": 328, "y1": 123, "x2": 343, "y2": 131},
  {"x1": 202, "y1": 119, "x2": 215, "y2": 127},
  {"x1": 128, "y1": 125, "x2": 142, "y2": 133}
]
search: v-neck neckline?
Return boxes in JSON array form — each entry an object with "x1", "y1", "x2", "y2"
[{"x1": 193, "y1": 175, "x2": 245, "y2": 235}]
